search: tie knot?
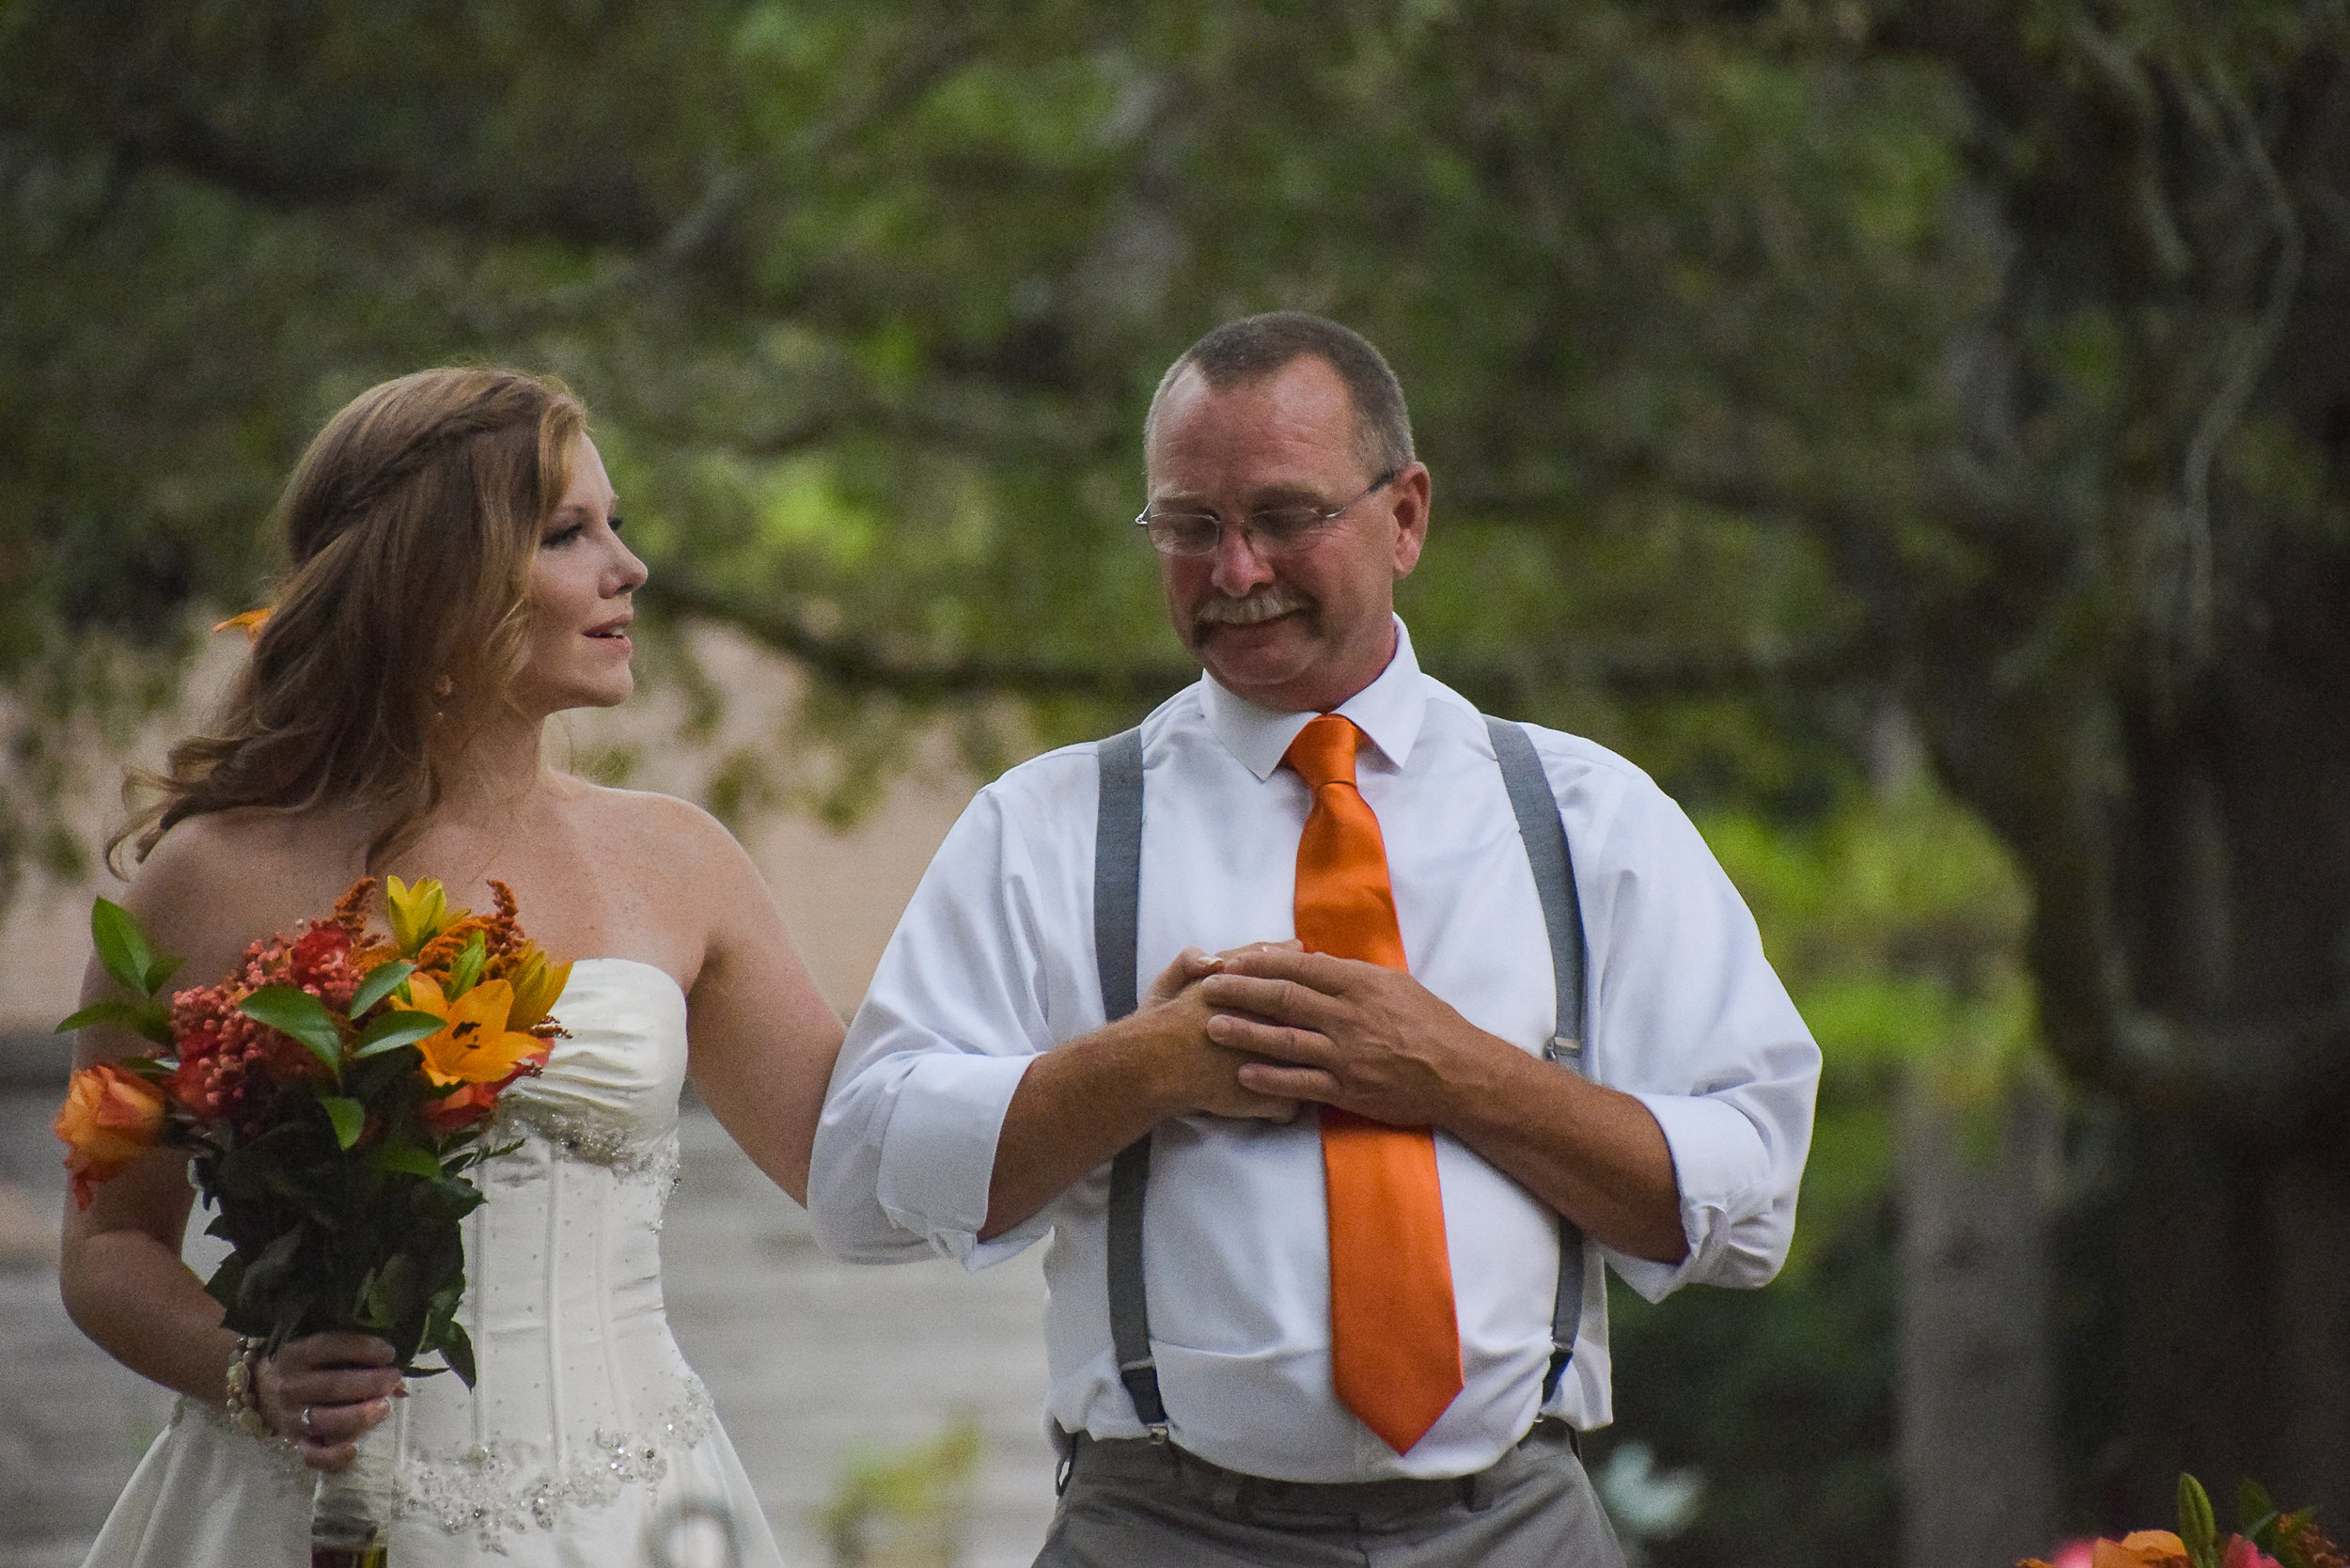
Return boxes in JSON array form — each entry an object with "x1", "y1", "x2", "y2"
[{"x1": 1283, "y1": 713, "x2": 1362, "y2": 790}]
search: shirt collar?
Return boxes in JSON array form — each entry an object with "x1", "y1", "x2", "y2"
[{"x1": 1200, "y1": 617, "x2": 1430, "y2": 782}]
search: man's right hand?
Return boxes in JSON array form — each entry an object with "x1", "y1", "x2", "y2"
[
  {"x1": 979, "y1": 943, "x2": 1302, "y2": 1238},
  {"x1": 1138, "y1": 945, "x2": 1303, "y2": 1123}
]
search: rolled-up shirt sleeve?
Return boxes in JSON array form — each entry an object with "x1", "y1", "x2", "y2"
[
  {"x1": 1553, "y1": 746, "x2": 1820, "y2": 1303},
  {"x1": 808, "y1": 762, "x2": 1086, "y2": 1268}
]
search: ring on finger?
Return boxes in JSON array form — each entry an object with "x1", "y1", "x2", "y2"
[{"x1": 300, "y1": 1405, "x2": 315, "y2": 1437}]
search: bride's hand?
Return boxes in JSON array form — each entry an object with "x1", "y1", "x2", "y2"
[{"x1": 255, "y1": 1332, "x2": 405, "y2": 1472}]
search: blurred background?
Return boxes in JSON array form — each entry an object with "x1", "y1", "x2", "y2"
[{"x1": 3, "y1": 1, "x2": 2347, "y2": 1563}]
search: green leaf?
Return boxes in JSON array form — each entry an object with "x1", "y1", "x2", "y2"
[
  {"x1": 140, "y1": 954, "x2": 184, "y2": 995},
  {"x1": 202, "y1": 1253, "x2": 247, "y2": 1316},
  {"x1": 55, "y1": 998, "x2": 174, "y2": 1045},
  {"x1": 372, "y1": 1143, "x2": 445, "y2": 1179},
  {"x1": 445, "y1": 933, "x2": 487, "y2": 999},
  {"x1": 349, "y1": 960, "x2": 416, "y2": 1020},
  {"x1": 2234, "y1": 1480, "x2": 2277, "y2": 1541},
  {"x1": 320, "y1": 1095, "x2": 366, "y2": 1150},
  {"x1": 90, "y1": 900, "x2": 160, "y2": 997},
  {"x1": 238, "y1": 1226, "x2": 306, "y2": 1314},
  {"x1": 417, "y1": 1178, "x2": 486, "y2": 1227},
  {"x1": 360, "y1": 1252, "x2": 415, "y2": 1326},
  {"x1": 438, "y1": 1319, "x2": 478, "y2": 1388},
  {"x1": 2179, "y1": 1472, "x2": 2218, "y2": 1566},
  {"x1": 237, "y1": 986, "x2": 344, "y2": 1075},
  {"x1": 352, "y1": 1009, "x2": 443, "y2": 1058}
]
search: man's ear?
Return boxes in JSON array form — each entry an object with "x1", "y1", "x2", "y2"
[{"x1": 1389, "y1": 463, "x2": 1432, "y2": 578}]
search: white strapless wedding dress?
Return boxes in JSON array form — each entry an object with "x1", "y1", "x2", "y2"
[{"x1": 80, "y1": 959, "x2": 787, "y2": 1566}]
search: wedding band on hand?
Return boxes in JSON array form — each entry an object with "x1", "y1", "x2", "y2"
[{"x1": 300, "y1": 1406, "x2": 315, "y2": 1438}]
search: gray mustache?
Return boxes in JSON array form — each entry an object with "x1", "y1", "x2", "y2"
[{"x1": 1195, "y1": 588, "x2": 1309, "y2": 626}]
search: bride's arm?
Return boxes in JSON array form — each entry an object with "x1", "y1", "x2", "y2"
[
  {"x1": 672, "y1": 808, "x2": 847, "y2": 1206},
  {"x1": 56, "y1": 824, "x2": 402, "y2": 1471}
]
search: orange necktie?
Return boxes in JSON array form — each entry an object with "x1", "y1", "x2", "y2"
[{"x1": 1283, "y1": 713, "x2": 1463, "y2": 1454}]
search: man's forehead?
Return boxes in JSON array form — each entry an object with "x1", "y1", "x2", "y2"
[{"x1": 1145, "y1": 357, "x2": 1364, "y2": 488}]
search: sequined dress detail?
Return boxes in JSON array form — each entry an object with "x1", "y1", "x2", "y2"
[{"x1": 78, "y1": 958, "x2": 785, "y2": 1566}]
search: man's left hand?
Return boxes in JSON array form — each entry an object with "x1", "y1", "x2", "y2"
[
  {"x1": 1198, "y1": 949, "x2": 1505, "y2": 1129},
  {"x1": 1204, "y1": 949, "x2": 1692, "y2": 1263}
]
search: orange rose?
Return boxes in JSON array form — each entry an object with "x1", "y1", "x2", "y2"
[
  {"x1": 2094, "y1": 1534, "x2": 2189, "y2": 1568},
  {"x1": 54, "y1": 1064, "x2": 168, "y2": 1209}
]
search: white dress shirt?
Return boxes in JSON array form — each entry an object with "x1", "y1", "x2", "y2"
[{"x1": 810, "y1": 619, "x2": 1820, "y2": 1482}]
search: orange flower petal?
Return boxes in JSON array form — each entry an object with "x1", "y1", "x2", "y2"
[
  {"x1": 54, "y1": 1064, "x2": 166, "y2": 1207},
  {"x1": 410, "y1": 978, "x2": 546, "y2": 1087}
]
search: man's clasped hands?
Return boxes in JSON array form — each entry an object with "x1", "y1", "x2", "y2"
[{"x1": 1144, "y1": 941, "x2": 1500, "y2": 1132}]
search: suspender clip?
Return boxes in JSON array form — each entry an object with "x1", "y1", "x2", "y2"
[
  {"x1": 1545, "y1": 1034, "x2": 1582, "y2": 1063},
  {"x1": 1117, "y1": 1355, "x2": 1170, "y2": 1442}
]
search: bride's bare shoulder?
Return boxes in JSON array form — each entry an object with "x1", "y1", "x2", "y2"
[
  {"x1": 114, "y1": 809, "x2": 361, "y2": 980},
  {"x1": 559, "y1": 780, "x2": 746, "y2": 869}
]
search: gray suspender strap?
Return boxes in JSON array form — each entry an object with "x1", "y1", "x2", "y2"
[
  {"x1": 1483, "y1": 714, "x2": 1591, "y2": 1404},
  {"x1": 1091, "y1": 718, "x2": 1590, "y2": 1435},
  {"x1": 1091, "y1": 729, "x2": 1167, "y2": 1435}
]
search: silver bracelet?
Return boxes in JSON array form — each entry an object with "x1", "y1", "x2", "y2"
[{"x1": 222, "y1": 1334, "x2": 271, "y2": 1438}]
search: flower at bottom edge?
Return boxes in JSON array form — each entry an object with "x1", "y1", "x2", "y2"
[{"x1": 2019, "y1": 1542, "x2": 2097, "y2": 1568}]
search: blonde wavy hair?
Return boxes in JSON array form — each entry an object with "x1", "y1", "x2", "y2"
[{"x1": 115, "y1": 368, "x2": 588, "y2": 871}]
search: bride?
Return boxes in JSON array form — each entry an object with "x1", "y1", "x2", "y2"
[{"x1": 59, "y1": 368, "x2": 845, "y2": 1565}]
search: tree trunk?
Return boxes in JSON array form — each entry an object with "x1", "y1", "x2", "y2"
[
  {"x1": 1898, "y1": 1070, "x2": 2059, "y2": 1568},
  {"x1": 2113, "y1": 1121, "x2": 2350, "y2": 1523},
  {"x1": 1917, "y1": 522, "x2": 2350, "y2": 1525}
]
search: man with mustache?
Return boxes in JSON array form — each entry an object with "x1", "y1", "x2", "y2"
[{"x1": 811, "y1": 313, "x2": 1819, "y2": 1565}]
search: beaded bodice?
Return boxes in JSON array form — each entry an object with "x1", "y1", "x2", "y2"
[{"x1": 377, "y1": 958, "x2": 708, "y2": 1546}]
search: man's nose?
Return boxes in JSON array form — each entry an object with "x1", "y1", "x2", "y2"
[{"x1": 1207, "y1": 521, "x2": 1277, "y2": 596}]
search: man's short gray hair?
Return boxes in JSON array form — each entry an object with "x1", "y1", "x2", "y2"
[{"x1": 1145, "y1": 312, "x2": 1416, "y2": 478}]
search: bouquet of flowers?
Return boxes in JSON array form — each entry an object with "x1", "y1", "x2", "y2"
[
  {"x1": 2022, "y1": 1475, "x2": 2345, "y2": 1568},
  {"x1": 54, "y1": 875, "x2": 567, "y2": 1560}
]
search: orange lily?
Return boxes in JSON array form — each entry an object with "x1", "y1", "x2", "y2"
[
  {"x1": 403, "y1": 974, "x2": 549, "y2": 1088},
  {"x1": 212, "y1": 608, "x2": 272, "y2": 638}
]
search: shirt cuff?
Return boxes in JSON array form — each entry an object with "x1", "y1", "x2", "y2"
[
  {"x1": 874, "y1": 1051, "x2": 1041, "y2": 1267},
  {"x1": 1610, "y1": 1090, "x2": 1772, "y2": 1302}
]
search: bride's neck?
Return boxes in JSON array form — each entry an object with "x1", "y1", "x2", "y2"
[{"x1": 431, "y1": 711, "x2": 557, "y2": 823}]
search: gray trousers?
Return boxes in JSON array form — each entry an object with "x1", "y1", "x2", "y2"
[{"x1": 1033, "y1": 1422, "x2": 1628, "y2": 1568}]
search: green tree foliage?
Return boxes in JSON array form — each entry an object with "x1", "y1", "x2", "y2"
[
  {"x1": 1, "y1": 0, "x2": 1966, "y2": 859},
  {"x1": 1594, "y1": 776, "x2": 2034, "y2": 1560},
  {"x1": 8, "y1": 0, "x2": 2349, "y2": 1526}
]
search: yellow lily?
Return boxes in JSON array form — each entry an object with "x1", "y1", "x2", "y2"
[
  {"x1": 385, "y1": 875, "x2": 468, "y2": 958},
  {"x1": 403, "y1": 973, "x2": 547, "y2": 1088},
  {"x1": 503, "y1": 947, "x2": 572, "y2": 1033}
]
